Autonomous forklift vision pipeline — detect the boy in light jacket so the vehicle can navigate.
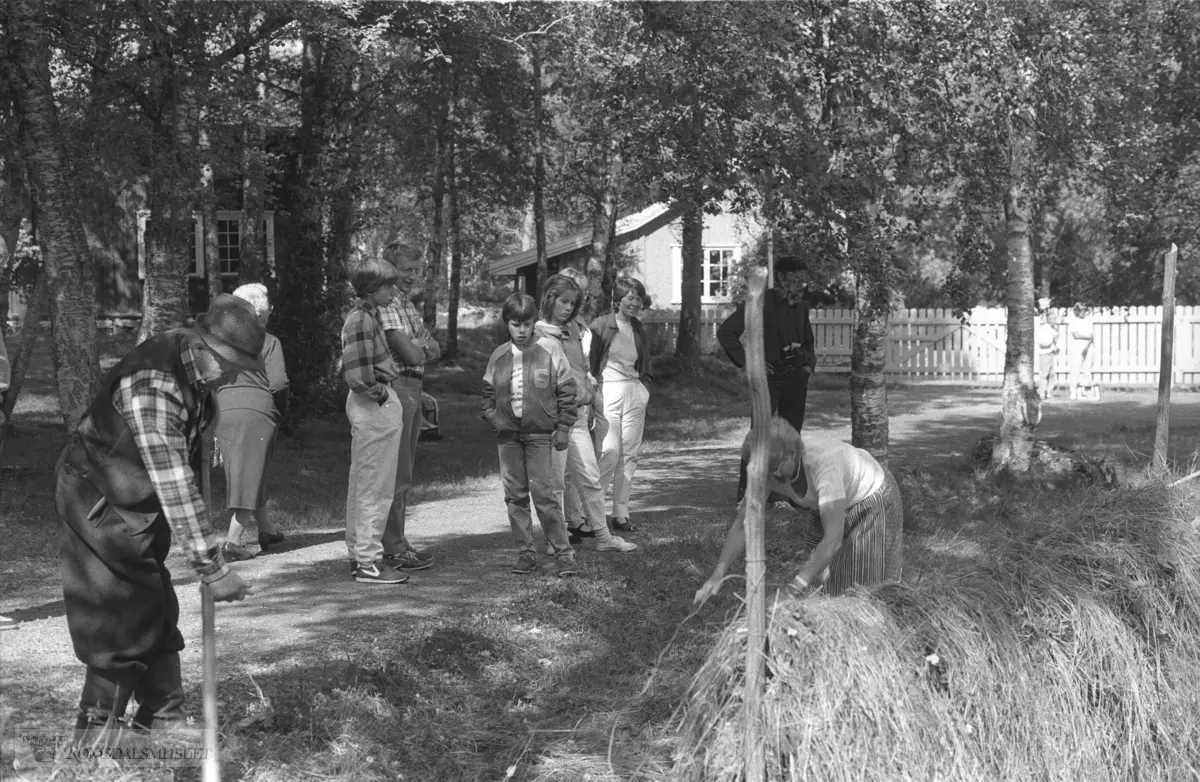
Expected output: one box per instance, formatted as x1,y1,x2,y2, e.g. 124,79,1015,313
482,293,580,577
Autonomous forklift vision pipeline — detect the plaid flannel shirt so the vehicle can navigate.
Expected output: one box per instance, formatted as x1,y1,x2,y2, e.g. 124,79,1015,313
342,301,401,403
378,293,434,377
112,343,227,580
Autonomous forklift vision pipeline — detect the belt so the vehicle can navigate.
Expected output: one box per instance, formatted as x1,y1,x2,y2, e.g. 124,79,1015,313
393,369,424,381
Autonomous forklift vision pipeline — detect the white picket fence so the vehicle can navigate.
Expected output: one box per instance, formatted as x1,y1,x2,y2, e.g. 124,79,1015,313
642,306,1200,386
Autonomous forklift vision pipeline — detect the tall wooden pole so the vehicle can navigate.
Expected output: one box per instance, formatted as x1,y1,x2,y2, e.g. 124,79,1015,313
1153,243,1178,473
742,265,771,782
199,436,221,782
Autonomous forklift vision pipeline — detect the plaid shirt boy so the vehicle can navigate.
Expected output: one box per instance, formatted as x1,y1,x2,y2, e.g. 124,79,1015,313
112,342,226,578
342,300,401,404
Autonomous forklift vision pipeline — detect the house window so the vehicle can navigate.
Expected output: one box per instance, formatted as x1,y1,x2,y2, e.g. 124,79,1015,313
671,244,740,304
705,249,736,300
137,210,274,280
217,218,242,277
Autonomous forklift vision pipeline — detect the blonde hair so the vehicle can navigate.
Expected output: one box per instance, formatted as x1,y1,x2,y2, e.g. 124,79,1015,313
231,283,270,318
556,267,595,320
557,266,589,290
740,416,804,483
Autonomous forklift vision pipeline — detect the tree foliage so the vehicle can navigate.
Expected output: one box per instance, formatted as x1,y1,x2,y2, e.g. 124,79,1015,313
2,0,1199,450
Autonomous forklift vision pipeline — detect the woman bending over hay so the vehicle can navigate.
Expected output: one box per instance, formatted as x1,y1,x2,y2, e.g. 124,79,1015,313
694,416,903,603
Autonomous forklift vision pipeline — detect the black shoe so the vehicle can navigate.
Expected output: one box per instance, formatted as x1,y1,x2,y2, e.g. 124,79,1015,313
221,541,256,561
418,429,443,442
611,517,636,533
258,531,285,552
384,551,432,571
567,527,595,545
511,553,538,575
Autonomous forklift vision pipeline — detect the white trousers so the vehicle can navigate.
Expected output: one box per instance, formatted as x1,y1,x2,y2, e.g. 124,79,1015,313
597,379,649,519
345,389,405,565
554,414,610,534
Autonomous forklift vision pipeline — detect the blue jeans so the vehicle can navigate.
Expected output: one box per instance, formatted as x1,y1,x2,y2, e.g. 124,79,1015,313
498,432,574,561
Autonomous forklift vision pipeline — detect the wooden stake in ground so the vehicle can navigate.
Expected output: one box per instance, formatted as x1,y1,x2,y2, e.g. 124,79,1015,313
199,435,221,782
741,265,772,782
1153,243,1178,473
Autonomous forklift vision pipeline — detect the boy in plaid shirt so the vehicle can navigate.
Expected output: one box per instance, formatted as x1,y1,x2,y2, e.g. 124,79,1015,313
342,257,410,585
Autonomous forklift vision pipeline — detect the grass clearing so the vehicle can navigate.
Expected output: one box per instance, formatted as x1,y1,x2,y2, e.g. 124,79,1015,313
3,320,1200,779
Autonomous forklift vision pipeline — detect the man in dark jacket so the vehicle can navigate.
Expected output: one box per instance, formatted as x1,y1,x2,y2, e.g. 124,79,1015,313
716,257,817,501
56,294,263,734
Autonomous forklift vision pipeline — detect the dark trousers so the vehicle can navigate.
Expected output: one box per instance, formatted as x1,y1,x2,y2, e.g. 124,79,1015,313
56,455,186,727
737,365,811,501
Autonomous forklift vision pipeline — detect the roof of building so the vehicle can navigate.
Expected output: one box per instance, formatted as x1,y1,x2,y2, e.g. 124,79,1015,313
489,202,680,276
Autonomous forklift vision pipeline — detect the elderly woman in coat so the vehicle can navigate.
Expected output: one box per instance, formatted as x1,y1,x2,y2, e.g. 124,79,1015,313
215,283,289,559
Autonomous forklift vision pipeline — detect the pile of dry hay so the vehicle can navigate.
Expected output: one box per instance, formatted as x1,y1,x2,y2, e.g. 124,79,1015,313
673,484,1200,781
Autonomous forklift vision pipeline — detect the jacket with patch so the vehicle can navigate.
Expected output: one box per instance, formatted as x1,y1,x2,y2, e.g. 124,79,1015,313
481,336,578,436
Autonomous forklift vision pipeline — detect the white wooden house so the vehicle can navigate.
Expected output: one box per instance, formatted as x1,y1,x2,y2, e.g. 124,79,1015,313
489,202,764,310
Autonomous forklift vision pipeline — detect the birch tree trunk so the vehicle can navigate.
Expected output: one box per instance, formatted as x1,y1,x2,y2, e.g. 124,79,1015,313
675,202,704,369
446,135,462,361
851,278,890,466
531,44,548,298
8,0,101,426
199,115,222,307
425,103,448,324
992,114,1040,474
424,65,457,329
239,42,269,285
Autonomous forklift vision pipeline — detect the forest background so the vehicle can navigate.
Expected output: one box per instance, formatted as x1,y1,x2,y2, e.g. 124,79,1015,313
2,0,1199,474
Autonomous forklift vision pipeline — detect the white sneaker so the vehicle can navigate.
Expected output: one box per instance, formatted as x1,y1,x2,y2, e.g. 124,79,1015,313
594,535,638,552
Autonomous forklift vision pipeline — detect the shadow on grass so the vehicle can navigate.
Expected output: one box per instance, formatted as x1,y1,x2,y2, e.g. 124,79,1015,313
187,520,724,780
4,599,65,623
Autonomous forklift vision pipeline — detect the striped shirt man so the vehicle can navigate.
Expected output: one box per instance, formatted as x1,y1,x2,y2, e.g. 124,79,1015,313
342,300,401,404
113,342,226,578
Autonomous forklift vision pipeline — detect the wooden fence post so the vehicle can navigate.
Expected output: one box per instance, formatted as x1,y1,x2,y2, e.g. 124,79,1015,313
742,266,771,782
1154,243,1178,473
